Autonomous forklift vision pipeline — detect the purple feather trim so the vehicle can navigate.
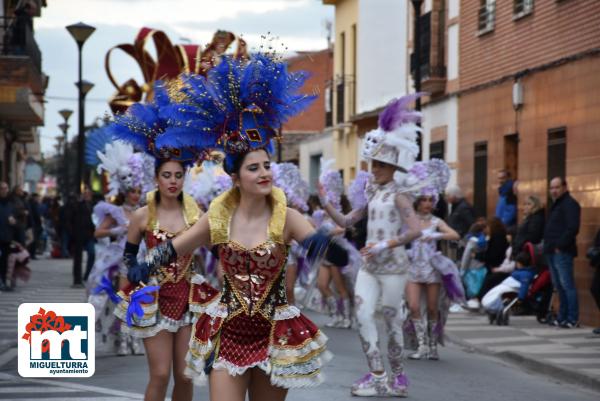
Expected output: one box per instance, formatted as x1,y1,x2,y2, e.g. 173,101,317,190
378,93,426,132
441,273,465,302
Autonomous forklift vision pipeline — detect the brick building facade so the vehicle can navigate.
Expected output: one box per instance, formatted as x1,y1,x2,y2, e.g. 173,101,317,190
457,0,600,326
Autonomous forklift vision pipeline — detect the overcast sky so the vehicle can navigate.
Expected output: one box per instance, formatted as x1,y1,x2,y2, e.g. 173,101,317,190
37,0,333,154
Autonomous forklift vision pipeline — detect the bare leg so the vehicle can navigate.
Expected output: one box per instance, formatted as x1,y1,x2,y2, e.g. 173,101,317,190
209,368,250,401
316,265,333,298
329,265,349,299
248,367,288,401
426,283,441,320
171,325,193,401
405,281,423,320
286,264,298,305
143,330,173,401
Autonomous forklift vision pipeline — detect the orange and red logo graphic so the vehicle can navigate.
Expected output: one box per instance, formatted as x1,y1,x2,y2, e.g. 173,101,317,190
21,307,72,353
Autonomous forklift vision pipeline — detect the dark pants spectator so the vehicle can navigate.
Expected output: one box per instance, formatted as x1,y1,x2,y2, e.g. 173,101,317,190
61,230,70,258
0,241,11,285
478,272,510,300
591,267,600,311
547,252,579,324
83,239,96,281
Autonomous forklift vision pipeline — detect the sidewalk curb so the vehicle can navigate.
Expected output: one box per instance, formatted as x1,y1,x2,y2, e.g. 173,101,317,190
445,332,600,393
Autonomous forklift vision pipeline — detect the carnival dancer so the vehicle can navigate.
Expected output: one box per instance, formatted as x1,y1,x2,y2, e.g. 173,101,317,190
86,140,152,356
124,55,348,401
318,95,423,397
108,90,206,401
271,162,310,305
315,160,355,328
403,159,460,361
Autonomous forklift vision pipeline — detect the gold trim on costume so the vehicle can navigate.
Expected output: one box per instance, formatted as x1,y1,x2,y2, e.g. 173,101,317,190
208,187,287,245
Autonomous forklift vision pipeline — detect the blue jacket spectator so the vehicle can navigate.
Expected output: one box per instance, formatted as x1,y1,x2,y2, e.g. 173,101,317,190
495,175,517,228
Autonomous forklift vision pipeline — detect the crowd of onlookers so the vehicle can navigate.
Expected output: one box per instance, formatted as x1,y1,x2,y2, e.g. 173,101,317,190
443,171,599,335
0,181,96,292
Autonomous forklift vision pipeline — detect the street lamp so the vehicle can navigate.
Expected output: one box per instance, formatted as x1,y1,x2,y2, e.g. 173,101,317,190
78,79,94,185
66,22,95,288
58,109,73,196
411,0,423,160
66,21,95,195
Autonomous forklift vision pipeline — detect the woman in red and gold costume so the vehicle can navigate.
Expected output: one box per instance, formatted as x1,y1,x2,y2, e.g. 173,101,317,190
126,55,348,401
108,92,205,401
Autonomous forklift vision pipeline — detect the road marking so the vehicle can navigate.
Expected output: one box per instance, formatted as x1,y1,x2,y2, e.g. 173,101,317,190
0,348,17,368
0,373,145,399
544,357,600,365
446,326,517,332
466,336,536,345
0,386,79,393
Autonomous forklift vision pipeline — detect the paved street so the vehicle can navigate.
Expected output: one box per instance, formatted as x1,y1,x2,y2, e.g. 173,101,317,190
0,258,599,400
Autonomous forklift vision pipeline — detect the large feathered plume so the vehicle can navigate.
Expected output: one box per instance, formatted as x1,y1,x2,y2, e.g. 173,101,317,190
161,54,315,170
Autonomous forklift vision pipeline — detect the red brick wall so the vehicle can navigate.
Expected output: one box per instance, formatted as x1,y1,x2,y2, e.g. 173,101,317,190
282,48,333,133
460,0,600,90
458,55,600,326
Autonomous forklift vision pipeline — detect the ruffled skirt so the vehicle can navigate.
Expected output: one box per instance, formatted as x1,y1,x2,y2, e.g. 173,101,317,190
185,276,331,388
114,276,195,338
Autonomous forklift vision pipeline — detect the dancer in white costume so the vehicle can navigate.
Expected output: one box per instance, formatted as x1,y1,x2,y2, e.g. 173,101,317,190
319,95,423,397
87,140,152,355
403,159,460,361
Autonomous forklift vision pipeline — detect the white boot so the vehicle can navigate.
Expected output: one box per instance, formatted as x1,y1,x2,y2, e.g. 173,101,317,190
117,332,129,356
408,320,428,360
335,297,352,328
130,337,145,355
428,320,439,360
325,296,340,328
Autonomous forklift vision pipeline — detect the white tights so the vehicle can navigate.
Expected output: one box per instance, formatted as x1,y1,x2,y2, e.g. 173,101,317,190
354,269,407,375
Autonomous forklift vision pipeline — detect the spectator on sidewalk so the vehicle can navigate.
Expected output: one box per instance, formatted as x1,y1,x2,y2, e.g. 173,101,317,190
477,217,510,302
495,170,517,229
446,185,476,239
512,195,545,255
59,194,75,258
72,186,96,281
27,193,42,260
9,185,28,246
544,177,581,328
0,181,17,291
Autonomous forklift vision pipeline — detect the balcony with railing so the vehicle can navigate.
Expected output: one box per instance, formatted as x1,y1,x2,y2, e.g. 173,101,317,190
0,15,45,128
1,16,42,72
410,11,447,95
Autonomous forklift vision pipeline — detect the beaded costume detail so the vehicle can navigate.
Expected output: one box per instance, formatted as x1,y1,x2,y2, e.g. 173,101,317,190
185,187,331,388
115,190,201,338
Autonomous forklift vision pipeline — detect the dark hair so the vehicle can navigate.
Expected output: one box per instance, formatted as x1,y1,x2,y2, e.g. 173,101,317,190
552,176,567,187
154,159,185,177
307,194,321,215
515,251,531,267
224,148,270,176
113,193,125,206
487,216,507,239
414,195,434,211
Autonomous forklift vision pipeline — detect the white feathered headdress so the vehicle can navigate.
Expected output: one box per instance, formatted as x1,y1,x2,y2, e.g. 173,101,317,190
96,140,153,197
184,161,232,209
361,93,423,172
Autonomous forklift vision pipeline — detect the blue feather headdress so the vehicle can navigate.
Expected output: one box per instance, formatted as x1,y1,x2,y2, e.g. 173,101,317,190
162,54,315,172
105,83,210,166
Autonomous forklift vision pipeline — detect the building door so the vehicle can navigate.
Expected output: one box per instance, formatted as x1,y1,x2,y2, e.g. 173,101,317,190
474,141,488,218
504,134,519,180
309,153,322,193
547,128,566,205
